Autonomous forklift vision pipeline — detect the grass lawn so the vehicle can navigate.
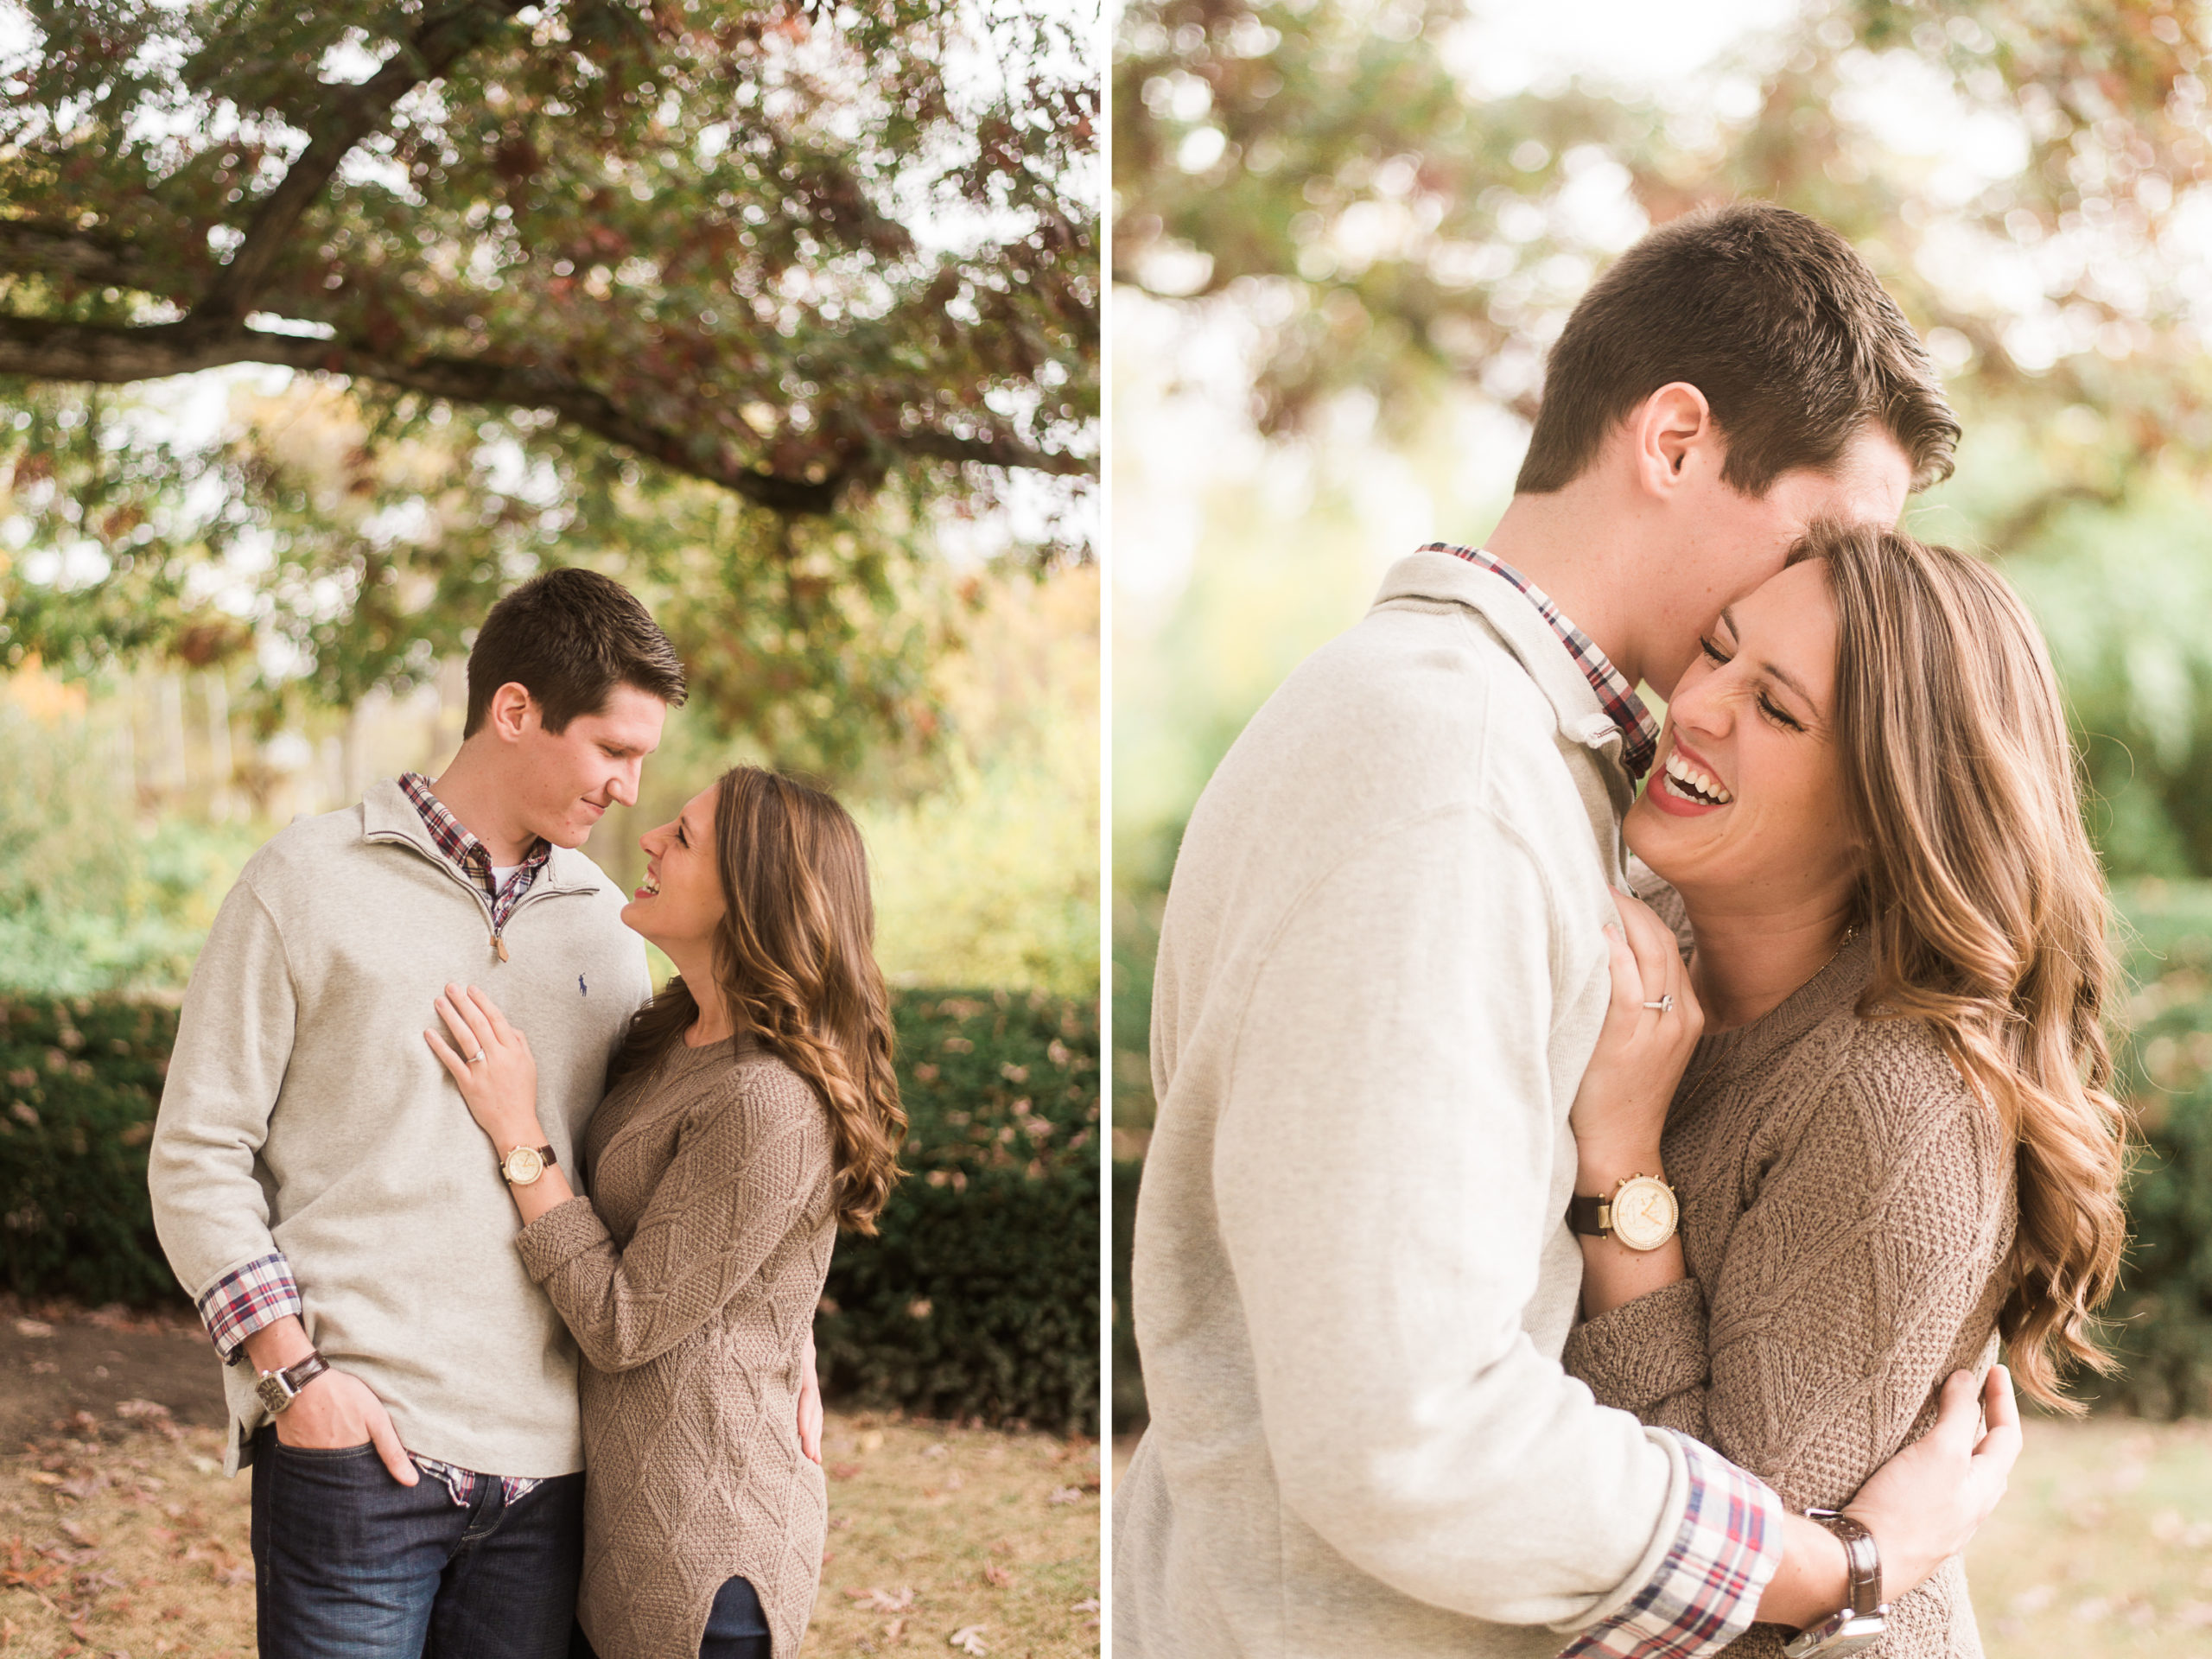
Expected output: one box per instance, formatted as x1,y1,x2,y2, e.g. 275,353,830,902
0,1398,1098,1657
1969,1413,2212,1656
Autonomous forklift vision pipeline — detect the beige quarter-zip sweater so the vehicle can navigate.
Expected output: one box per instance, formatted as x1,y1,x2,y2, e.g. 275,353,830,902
149,778,653,1476
1115,550,1700,1658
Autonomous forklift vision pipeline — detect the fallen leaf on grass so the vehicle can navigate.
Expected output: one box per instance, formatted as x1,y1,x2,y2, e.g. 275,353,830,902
949,1624,988,1655
1046,1486,1085,1505
828,1462,864,1480
982,1563,1011,1587
1071,1597,1100,1613
847,1586,916,1612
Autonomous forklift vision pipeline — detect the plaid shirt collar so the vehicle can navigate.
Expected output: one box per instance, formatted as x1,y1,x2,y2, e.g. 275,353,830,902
397,772,552,905
1420,543,1660,784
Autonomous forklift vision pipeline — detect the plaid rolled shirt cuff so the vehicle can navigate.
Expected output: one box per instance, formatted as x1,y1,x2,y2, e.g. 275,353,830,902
1558,1430,1786,1659
195,1252,304,1366
411,1459,545,1510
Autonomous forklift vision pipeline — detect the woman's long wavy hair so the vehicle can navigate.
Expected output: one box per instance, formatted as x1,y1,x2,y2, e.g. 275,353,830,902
1801,522,2127,1412
608,766,905,1232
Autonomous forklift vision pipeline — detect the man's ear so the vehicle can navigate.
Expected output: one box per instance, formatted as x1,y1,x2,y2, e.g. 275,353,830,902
1630,381,1717,498
485,681,538,742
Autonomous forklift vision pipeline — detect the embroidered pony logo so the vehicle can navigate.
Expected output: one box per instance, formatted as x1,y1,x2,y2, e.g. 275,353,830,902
578,973,588,997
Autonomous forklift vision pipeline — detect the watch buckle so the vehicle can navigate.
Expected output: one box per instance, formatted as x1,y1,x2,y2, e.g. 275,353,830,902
1783,1609,1887,1656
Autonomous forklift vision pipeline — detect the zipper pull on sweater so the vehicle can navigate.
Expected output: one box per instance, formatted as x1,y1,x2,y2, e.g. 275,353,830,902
493,933,511,963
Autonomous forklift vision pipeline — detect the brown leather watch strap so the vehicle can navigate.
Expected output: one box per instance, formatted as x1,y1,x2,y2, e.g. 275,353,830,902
1566,1193,1609,1236
282,1351,330,1394
1808,1510,1883,1618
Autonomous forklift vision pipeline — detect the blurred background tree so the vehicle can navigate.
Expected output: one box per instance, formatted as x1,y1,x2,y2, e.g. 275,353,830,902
1,0,1096,761
1112,0,2212,1450
0,0,1099,1000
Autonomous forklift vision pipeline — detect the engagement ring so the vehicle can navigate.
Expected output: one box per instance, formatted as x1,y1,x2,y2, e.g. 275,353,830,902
1643,995,1675,1014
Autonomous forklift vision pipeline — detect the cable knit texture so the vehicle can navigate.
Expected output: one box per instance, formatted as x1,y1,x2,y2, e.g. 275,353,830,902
1562,930,2016,1659
516,1033,836,1659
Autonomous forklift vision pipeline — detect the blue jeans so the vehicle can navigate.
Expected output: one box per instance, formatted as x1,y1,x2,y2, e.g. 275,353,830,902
249,1427,584,1659
569,1576,772,1659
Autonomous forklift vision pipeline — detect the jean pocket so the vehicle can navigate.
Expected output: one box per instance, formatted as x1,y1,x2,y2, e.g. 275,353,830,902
270,1437,378,1461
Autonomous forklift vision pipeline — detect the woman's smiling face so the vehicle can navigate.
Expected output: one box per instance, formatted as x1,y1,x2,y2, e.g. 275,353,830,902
622,784,727,953
1625,557,1862,913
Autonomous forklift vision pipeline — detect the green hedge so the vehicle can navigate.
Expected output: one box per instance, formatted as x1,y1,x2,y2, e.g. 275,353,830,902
819,989,1099,1434
2090,882,2212,1416
0,987,1099,1435
0,996,179,1306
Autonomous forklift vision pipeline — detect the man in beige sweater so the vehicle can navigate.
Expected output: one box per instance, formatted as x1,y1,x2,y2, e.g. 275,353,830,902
149,569,676,1657
1116,203,2024,1659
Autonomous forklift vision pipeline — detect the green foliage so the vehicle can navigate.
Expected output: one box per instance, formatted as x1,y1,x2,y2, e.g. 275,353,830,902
0,987,1100,1433
0,996,179,1306
820,990,1102,1433
1119,0,2211,465
0,701,260,995
1999,480,2212,880
2089,881,2212,1417
854,566,1101,996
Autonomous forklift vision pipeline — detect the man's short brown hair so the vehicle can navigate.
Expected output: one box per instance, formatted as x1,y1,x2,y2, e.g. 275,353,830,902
1514,200,1959,497
464,567,687,737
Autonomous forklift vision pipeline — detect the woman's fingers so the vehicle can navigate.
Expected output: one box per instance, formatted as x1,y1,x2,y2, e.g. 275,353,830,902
430,995,476,1054
1610,892,1678,1020
438,984,497,1055
1604,924,1645,1020
424,1027,473,1087
466,984,517,1042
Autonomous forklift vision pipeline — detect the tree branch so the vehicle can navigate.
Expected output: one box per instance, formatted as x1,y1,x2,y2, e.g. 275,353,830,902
0,220,177,294
0,315,843,510
898,429,1094,477
0,315,1096,508
193,0,534,321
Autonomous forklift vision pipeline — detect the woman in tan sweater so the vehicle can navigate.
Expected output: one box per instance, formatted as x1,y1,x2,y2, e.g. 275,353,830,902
1561,524,2127,1657
423,766,906,1659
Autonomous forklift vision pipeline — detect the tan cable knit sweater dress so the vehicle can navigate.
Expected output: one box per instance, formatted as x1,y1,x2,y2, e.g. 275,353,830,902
515,1033,836,1659
1562,931,2017,1659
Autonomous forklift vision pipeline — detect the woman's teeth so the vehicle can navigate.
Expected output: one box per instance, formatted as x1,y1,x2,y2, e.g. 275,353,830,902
1662,751,1732,806
639,874,661,895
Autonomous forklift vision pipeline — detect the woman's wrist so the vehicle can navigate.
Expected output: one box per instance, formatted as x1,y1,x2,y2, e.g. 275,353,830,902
1573,1141,1667,1192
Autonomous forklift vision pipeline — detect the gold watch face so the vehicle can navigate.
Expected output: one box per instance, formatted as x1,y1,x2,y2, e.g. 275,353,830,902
502,1145,546,1185
1610,1176,1679,1252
